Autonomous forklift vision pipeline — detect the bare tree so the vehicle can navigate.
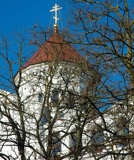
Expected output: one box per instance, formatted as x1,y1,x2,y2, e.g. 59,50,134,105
61,0,134,159
1,1,134,158
0,28,100,160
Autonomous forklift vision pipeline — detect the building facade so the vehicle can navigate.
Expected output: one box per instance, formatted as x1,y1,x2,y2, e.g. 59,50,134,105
0,3,133,160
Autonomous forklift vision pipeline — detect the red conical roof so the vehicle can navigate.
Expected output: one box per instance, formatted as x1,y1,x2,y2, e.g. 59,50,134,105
23,31,84,69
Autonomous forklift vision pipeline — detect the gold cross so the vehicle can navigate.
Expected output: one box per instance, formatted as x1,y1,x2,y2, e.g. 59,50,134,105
50,3,62,28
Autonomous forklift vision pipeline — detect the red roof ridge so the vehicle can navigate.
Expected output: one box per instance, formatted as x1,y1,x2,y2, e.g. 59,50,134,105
22,32,85,69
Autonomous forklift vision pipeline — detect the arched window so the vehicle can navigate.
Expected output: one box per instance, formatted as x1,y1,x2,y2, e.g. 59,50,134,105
116,117,129,146
51,90,59,102
116,117,129,135
68,92,75,108
40,109,48,125
52,133,61,156
38,93,43,103
91,127,104,152
92,131,104,144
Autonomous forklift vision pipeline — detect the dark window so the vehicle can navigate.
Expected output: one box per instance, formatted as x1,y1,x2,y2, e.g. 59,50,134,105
52,134,61,156
51,90,59,102
93,131,104,144
69,93,75,108
91,129,104,153
40,110,48,125
116,117,129,146
67,91,76,108
118,127,129,136
38,93,43,103
117,125,129,146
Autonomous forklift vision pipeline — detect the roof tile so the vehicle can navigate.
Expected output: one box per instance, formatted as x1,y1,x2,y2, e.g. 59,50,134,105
23,33,84,68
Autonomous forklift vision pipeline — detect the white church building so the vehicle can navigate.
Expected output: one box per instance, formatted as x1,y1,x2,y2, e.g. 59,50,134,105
0,3,133,160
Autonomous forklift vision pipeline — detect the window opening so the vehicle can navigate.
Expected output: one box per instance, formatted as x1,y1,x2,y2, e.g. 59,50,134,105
91,128,104,152
38,93,43,103
40,109,48,125
52,133,61,156
116,119,129,146
93,131,104,144
51,90,59,102
69,93,75,108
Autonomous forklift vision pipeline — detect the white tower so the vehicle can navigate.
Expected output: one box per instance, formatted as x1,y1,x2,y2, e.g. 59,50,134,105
13,3,89,159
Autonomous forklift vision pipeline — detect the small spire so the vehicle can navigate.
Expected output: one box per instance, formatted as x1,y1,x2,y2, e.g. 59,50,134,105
50,3,62,32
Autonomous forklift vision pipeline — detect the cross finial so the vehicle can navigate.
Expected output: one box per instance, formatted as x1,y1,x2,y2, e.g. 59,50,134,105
50,3,62,30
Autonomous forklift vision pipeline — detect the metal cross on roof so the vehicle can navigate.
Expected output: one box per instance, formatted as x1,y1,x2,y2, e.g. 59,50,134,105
50,3,62,28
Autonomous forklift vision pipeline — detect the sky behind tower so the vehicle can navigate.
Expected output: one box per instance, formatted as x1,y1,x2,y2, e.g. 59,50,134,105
0,0,71,91
0,0,68,35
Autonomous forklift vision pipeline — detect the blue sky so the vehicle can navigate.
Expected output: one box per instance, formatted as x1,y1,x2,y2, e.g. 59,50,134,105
0,0,67,35
0,0,70,90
